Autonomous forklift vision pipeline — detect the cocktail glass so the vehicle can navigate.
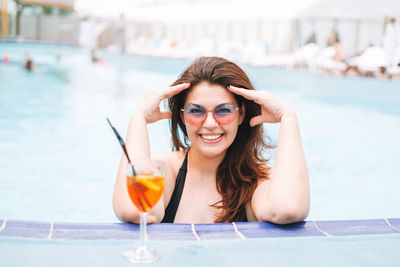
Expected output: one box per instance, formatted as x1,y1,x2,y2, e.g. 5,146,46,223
124,159,165,263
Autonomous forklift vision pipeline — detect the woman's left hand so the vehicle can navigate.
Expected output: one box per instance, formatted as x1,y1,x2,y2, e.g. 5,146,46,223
228,85,294,126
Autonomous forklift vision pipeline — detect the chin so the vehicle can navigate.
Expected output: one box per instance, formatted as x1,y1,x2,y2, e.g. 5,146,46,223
197,145,227,158
192,136,233,158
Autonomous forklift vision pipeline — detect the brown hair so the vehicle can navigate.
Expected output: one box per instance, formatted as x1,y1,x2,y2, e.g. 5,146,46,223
168,57,271,222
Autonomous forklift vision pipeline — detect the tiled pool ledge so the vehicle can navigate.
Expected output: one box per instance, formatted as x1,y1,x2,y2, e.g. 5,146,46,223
0,218,399,240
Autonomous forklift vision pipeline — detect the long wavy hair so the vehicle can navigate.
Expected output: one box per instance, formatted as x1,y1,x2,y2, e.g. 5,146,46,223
168,57,271,222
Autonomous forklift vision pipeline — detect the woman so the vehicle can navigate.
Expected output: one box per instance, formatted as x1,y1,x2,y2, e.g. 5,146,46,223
113,57,309,224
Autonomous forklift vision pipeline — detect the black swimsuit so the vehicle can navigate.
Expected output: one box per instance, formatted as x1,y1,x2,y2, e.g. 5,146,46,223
160,153,248,223
161,153,188,223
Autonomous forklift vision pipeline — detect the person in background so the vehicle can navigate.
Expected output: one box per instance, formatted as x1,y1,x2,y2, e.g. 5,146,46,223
55,49,62,62
383,17,400,68
331,36,347,63
78,16,107,62
91,49,100,63
316,30,347,75
116,14,127,53
24,53,34,72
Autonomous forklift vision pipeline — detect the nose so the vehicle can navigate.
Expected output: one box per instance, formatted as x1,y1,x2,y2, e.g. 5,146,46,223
203,111,219,128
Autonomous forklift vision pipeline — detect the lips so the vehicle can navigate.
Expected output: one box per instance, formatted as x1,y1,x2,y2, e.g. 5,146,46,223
199,134,224,143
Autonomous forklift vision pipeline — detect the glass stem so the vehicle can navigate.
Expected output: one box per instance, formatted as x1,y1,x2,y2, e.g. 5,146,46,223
139,212,148,247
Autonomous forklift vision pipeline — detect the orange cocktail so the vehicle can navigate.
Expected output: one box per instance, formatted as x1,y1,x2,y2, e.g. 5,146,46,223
127,174,165,212
124,159,165,263
106,118,166,263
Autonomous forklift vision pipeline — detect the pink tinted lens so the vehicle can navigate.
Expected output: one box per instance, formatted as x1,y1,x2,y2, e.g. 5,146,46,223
184,114,206,125
213,104,238,124
183,105,207,125
214,114,237,125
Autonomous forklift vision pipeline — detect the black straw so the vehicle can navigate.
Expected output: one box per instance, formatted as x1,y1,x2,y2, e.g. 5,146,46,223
106,118,137,176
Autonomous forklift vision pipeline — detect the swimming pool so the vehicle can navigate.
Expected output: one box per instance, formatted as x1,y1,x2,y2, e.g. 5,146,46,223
1,41,399,223
1,41,399,266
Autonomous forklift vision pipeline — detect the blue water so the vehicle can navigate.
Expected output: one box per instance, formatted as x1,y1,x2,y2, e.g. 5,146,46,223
1,235,400,267
0,42,399,223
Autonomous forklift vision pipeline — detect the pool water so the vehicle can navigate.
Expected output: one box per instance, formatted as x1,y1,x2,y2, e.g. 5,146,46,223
0,42,399,223
1,235,399,267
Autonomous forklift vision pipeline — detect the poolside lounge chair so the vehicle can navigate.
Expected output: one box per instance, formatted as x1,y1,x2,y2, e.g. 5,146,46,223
349,46,386,77
293,43,321,69
314,46,347,74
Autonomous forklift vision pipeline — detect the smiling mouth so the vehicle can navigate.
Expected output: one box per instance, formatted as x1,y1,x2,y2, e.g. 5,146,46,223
199,134,224,142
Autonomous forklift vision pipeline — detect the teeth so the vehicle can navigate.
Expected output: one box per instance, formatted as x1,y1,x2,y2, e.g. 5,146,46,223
201,134,222,140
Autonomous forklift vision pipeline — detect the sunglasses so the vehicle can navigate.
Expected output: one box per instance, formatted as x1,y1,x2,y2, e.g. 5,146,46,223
181,103,239,126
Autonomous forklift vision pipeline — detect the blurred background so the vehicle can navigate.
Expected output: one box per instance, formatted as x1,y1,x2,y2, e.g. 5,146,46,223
1,0,400,74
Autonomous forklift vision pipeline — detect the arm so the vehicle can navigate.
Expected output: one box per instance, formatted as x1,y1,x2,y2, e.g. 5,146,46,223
252,112,310,224
112,113,157,224
112,83,190,224
228,86,310,224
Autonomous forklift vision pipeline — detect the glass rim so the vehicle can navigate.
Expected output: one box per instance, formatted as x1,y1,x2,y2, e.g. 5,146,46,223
126,158,166,175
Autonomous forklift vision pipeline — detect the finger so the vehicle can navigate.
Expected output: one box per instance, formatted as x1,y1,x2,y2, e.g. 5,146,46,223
159,111,172,120
163,83,191,99
228,85,260,102
249,115,264,127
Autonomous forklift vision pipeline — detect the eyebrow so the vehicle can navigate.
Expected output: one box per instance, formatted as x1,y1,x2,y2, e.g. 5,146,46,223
186,102,234,108
187,104,204,108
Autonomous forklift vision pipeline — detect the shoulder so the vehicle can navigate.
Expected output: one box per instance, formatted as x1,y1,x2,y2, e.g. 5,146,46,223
152,149,186,174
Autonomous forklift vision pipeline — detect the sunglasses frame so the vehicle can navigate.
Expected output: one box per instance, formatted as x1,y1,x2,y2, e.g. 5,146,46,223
181,103,239,126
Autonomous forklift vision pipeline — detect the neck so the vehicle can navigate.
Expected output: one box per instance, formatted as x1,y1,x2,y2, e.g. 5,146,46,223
187,147,226,177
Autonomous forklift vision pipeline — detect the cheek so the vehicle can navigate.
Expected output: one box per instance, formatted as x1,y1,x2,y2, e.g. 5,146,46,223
184,125,198,138
223,122,240,138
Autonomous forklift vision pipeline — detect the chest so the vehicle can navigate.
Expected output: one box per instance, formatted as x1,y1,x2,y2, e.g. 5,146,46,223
173,172,222,223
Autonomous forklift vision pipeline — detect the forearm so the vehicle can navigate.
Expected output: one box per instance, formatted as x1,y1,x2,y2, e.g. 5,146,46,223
268,112,310,218
126,112,151,159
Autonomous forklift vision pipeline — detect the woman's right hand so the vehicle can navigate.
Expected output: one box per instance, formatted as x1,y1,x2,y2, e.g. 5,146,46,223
135,83,191,123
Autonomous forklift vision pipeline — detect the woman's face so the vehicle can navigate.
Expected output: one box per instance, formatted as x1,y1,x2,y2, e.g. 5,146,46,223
183,81,245,158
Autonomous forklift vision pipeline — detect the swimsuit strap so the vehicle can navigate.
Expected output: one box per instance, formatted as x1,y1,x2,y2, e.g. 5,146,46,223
161,152,188,223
